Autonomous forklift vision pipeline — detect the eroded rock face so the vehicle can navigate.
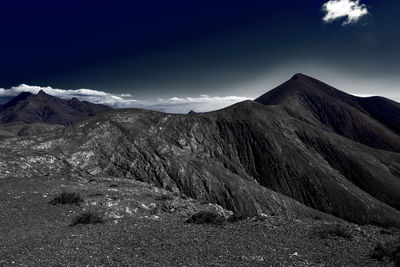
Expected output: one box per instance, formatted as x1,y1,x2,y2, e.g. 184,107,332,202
1,98,400,227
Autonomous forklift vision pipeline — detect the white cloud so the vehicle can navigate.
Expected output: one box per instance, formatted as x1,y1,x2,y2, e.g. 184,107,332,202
0,84,251,114
322,0,369,25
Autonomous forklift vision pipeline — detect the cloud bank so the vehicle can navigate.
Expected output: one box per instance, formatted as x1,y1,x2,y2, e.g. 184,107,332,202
322,0,369,25
0,84,251,114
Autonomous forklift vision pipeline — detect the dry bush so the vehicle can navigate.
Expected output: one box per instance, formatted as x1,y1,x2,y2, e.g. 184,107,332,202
186,211,225,225
370,239,400,266
49,192,83,206
70,211,104,226
317,224,352,240
227,213,248,223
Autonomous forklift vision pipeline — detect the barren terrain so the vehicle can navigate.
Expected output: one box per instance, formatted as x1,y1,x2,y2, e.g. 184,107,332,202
0,175,397,266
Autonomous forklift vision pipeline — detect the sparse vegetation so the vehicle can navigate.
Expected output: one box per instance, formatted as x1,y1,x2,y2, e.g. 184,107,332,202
186,211,225,225
317,224,352,240
70,211,104,226
370,239,400,266
49,191,84,206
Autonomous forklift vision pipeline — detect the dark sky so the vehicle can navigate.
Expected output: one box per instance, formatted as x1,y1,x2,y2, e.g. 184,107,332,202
1,0,399,102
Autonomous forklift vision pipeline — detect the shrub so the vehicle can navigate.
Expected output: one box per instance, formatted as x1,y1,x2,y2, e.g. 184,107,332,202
161,202,176,213
227,213,248,223
49,192,84,206
370,239,400,266
317,224,352,240
186,211,225,225
70,211,104,226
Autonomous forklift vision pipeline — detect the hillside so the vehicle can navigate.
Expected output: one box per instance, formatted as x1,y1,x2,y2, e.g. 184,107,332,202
0,90,112,126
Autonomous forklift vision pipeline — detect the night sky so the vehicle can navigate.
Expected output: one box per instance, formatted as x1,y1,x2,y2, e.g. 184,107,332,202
1,0,399,112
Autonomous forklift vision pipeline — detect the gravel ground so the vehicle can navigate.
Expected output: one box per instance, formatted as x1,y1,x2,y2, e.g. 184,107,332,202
0,176,397,266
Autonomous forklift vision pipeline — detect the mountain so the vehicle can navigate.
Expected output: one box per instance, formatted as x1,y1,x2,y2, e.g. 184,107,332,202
2,73,400,228
0,90,113,126
256,73,400,152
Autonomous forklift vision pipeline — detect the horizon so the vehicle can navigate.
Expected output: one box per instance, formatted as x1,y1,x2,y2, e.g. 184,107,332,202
1,72,399,114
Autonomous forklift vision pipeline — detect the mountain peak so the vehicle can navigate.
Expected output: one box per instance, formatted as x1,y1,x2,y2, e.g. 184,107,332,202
290,73,308,80
256,73,345,106
1,92,33,109
288,73,318,85
37,90,50,97
17,91,34,99
69,97,80,103
255,73,400,152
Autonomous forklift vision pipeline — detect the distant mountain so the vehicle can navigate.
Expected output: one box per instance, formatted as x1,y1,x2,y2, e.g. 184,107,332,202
256,73,400,152
188,110,197,114
0,90,113,126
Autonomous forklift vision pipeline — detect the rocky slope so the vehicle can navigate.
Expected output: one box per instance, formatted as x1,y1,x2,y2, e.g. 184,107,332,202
256,73,400,152
1,88,400,227
0,90,112,126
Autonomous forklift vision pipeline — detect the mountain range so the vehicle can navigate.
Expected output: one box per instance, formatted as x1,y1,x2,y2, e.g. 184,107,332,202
1,73,400,228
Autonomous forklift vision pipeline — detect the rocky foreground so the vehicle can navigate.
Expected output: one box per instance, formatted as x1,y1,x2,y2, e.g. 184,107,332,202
0,175,397,266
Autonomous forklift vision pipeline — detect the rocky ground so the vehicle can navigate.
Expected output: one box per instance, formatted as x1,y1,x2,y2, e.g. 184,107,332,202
0,175,397,266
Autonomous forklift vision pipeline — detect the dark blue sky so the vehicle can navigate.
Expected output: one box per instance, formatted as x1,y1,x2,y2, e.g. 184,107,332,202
1,0,399,101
